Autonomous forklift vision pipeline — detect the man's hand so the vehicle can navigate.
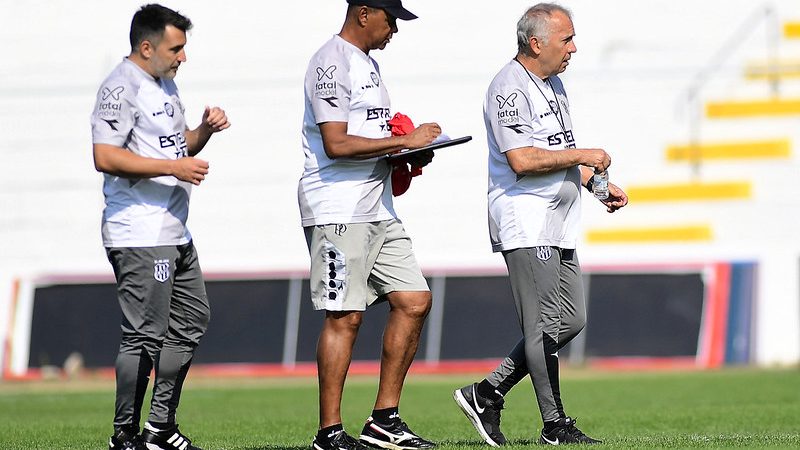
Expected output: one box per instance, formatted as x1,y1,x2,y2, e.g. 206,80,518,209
404,123,441,149
581,148,611,172
601,182,628,213
171,157,210,185
200,106,230,134
186,106,230,155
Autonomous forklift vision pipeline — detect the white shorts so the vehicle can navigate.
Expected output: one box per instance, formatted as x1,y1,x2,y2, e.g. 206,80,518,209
304,219,429,311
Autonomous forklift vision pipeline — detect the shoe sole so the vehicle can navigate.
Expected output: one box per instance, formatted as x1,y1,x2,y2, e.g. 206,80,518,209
359,435,432,450
145,444,165,450
145,443,196,450
452,389,501,447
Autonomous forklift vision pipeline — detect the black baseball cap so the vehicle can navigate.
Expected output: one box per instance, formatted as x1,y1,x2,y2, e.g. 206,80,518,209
347,0,418,21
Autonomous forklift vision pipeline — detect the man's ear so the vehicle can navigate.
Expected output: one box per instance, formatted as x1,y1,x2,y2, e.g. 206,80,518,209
357,6,369,27
139,40,154,59
529,36,542,56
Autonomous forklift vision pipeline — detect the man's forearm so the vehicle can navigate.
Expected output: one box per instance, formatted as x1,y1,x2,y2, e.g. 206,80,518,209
184,126,212,156
506,146,610,175
322,133,410,159
506,147,584,175
93,144,175,178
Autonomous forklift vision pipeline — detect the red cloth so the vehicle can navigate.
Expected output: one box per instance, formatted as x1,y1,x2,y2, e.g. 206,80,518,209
388,113,423,196
388,112,415,136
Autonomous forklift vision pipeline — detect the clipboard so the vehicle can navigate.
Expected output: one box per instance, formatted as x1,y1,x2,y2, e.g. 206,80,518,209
385,135,472,161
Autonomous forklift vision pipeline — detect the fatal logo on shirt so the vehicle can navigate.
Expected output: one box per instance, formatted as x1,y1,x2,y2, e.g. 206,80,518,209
315,65,338,107
97,85,125,118
496,93,520,126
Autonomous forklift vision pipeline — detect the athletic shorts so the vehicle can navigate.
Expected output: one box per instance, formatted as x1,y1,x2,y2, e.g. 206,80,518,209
304,219,429,311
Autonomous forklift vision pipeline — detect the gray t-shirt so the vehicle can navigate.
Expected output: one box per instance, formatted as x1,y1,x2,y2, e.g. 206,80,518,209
298,35,397,227
484,60,581,252
91,58,192,247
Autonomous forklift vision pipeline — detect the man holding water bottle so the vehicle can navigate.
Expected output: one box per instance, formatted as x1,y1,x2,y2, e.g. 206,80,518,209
452,3,627,446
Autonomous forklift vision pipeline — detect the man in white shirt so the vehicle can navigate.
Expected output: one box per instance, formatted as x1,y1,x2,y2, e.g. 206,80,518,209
453,3,627,446
91,4,229,450
298,1,441,449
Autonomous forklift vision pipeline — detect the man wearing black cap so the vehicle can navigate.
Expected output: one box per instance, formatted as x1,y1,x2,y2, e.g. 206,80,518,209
298,1,441,450
351,0,418,21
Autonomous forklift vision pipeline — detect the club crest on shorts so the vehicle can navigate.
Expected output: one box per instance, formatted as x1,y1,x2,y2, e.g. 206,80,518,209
535,246,552,261
153,259,170,283
334,224,347,236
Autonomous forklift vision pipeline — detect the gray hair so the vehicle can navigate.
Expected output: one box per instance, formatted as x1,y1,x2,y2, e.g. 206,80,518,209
516,3,572,55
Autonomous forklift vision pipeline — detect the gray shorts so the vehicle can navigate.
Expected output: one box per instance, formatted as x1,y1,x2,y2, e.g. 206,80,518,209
304,219,429,311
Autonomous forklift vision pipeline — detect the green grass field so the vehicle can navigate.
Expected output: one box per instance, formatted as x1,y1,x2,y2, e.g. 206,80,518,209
1,368,799,449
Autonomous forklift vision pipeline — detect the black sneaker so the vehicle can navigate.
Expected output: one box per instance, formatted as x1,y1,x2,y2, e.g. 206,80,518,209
312,429,370,450
453,383,506,446
539,417,601,445
141,423,202,450
359,417,436,449
109,428,145,450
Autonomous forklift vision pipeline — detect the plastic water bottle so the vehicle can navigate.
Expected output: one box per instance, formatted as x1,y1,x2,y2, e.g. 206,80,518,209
592,170,609,200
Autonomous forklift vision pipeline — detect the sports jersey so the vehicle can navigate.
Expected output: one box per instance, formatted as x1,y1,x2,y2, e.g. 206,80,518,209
91,58,192,247
298,35,396,227
485,60,581,252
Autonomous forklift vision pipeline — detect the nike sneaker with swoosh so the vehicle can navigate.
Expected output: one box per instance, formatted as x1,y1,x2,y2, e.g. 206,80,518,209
358,416,435,449
453,383,506,446
539,417,601,445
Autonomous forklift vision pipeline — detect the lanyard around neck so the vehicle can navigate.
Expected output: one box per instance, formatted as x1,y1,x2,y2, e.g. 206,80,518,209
513,57,567,134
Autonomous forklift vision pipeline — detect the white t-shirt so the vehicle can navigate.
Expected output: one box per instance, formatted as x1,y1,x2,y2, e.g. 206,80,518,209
91,58,192,248
485,60,582,252
298,35,397,227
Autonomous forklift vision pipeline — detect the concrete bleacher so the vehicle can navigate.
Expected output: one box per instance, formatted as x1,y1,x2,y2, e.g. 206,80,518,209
2,0,800,369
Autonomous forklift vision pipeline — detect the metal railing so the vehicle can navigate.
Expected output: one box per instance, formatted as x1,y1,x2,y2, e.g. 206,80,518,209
682,4,781,179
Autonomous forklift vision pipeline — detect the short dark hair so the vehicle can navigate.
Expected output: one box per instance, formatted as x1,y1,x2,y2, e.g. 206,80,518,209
129,4,193,50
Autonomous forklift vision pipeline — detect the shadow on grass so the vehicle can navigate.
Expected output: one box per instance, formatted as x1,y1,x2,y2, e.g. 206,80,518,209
507,439,539,446
434,441,506,448
242,442,493,450
241,446,309,450
436,439,561,448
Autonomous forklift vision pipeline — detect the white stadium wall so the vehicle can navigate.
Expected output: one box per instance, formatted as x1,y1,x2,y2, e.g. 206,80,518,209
2,0,800,372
